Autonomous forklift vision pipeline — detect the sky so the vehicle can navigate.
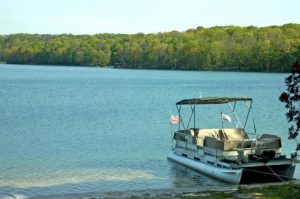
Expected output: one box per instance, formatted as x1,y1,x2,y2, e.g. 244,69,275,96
1,0,300,35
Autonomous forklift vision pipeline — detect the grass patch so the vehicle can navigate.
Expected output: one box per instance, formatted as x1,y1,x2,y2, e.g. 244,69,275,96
176,183,300,199
237,183,300,199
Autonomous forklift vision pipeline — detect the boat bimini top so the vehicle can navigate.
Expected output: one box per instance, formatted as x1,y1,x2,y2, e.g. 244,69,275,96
176,97,253,105
175,97,254,131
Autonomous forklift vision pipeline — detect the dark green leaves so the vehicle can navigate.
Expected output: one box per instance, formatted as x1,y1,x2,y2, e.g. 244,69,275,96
280,61,300,150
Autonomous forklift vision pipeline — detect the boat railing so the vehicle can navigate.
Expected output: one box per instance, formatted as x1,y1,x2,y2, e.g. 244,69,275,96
174,130,283,162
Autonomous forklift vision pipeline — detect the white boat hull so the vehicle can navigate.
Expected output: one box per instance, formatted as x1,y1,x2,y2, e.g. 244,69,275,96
167,151,243,184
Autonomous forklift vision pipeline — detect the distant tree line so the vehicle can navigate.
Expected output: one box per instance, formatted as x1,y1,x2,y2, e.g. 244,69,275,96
0,24,299,72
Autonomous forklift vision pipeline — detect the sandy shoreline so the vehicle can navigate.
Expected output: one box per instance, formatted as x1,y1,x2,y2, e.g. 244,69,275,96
29,186,236,199
27,180,300,199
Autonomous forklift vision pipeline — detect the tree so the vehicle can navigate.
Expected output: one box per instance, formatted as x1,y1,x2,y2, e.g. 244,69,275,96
279,61,300,151
0,24,300,70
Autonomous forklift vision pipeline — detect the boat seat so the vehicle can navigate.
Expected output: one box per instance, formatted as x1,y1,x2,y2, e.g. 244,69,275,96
256,134,282,149
190,128,248,147
204,136,243,151
195,128,248,140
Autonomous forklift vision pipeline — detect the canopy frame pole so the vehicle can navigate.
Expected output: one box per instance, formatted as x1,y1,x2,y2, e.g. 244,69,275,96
193,104,196,129
186,104,194,129
177,105,185,130
233,101,237,127
228,102,243,128
233,101,236,111
253,117,257,134
243,100,253,129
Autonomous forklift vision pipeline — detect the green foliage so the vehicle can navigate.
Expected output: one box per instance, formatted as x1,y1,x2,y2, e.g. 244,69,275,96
180,183,300,199
1,24,300,71
237,183,300,199
280,61,300,151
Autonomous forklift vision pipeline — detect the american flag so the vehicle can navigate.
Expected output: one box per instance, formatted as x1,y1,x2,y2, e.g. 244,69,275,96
170,115,180,124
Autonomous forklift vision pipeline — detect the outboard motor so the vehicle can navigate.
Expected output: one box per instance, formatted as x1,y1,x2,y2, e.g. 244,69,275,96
260,150,276,161
250,134,281,162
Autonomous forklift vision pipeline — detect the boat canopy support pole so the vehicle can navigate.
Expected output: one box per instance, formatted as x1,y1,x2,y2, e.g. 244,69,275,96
186,104,195,130
177,105,185,130
243,100,252,129
194,104,196,129
228,102,243,128
253,117,257,134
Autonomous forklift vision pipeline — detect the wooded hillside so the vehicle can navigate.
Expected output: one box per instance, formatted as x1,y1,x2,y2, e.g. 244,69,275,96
0,24,299,71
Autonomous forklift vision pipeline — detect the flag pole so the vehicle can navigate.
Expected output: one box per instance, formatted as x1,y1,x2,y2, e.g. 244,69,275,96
221,112,224,129
169,107,173,149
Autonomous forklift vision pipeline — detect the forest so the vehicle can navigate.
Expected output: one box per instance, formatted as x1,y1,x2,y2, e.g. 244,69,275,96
0,24,299,72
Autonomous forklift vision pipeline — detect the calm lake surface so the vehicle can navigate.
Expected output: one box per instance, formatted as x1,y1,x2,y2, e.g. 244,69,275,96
0,64,299,197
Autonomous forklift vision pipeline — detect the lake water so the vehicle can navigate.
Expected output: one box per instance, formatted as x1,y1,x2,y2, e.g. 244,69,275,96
0,64,299,198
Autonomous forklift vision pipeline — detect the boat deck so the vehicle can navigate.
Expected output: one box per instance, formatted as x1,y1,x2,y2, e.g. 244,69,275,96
174,146,294,170
237,158,295,168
